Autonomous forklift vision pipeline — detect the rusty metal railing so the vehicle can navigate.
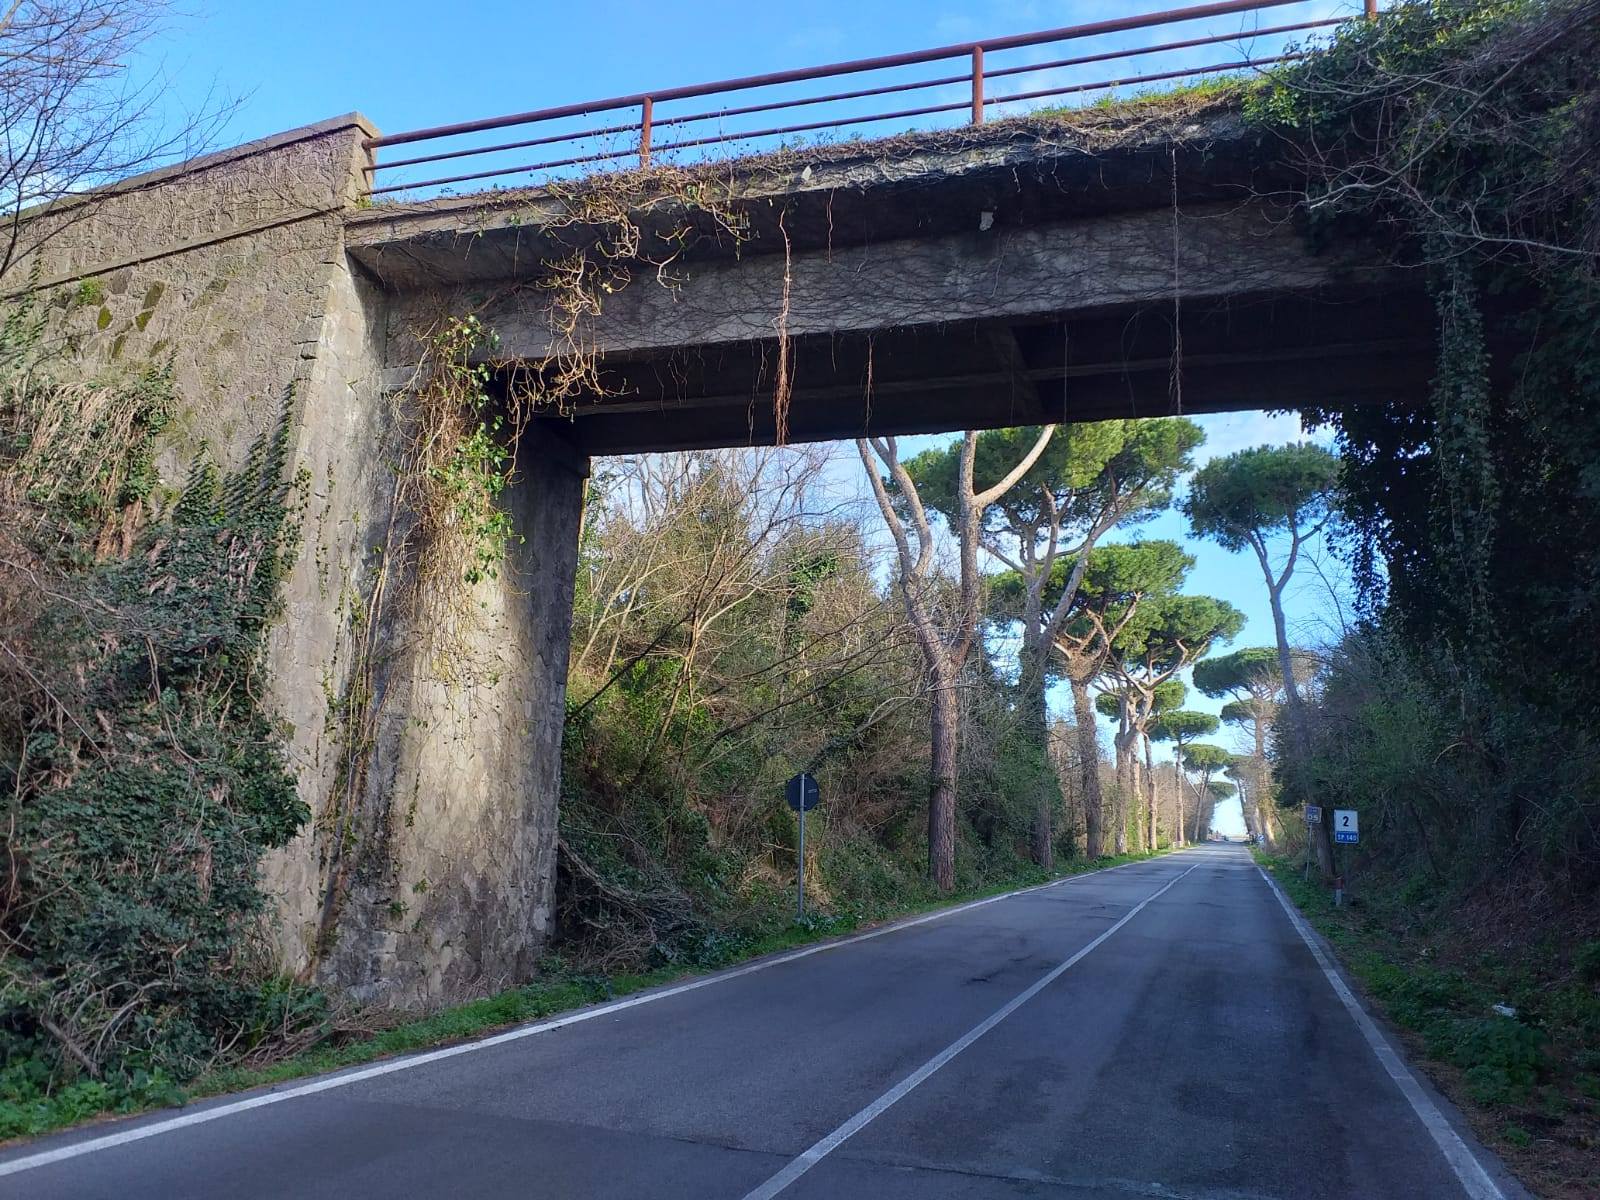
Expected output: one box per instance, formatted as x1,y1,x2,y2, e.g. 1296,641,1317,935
362,0,1377,200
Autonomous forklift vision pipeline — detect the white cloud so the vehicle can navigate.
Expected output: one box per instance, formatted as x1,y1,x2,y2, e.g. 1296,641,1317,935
1187,410,1327,467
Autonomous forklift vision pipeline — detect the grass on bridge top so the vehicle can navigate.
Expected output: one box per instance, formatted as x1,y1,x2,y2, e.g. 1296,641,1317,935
368,72,1263,211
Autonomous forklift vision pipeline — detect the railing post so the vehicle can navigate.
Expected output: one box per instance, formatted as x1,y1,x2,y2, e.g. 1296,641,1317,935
971,45,985,124
359,141,376,199
640,96,653,167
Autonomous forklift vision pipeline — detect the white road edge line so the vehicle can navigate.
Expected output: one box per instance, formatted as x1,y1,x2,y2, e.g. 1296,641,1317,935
1256,865,1509,1200
738,862,1203,1200
0,852,1196,1177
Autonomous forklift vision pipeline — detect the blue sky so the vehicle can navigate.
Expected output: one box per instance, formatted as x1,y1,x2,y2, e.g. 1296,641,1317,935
838,414,1347,836
145,1,1360,168
142,1,1366,830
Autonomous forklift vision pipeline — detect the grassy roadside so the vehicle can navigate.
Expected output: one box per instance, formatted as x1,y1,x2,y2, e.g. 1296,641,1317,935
1254,851,1600,1200
3,846,1175,1147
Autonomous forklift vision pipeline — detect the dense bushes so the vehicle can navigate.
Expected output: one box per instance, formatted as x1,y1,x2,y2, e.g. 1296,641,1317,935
0,325,312,1133
1295,628,1600,887
1257,0,1600,889
554,448,1067,969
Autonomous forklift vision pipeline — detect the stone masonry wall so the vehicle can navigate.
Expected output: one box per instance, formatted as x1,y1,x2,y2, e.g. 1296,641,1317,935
15,117,394,979
14,117,582,1006
325,424,585,1004
18,118,377,469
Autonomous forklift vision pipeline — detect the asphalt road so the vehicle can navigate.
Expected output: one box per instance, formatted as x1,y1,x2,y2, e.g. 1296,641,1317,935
1,845,1525,1199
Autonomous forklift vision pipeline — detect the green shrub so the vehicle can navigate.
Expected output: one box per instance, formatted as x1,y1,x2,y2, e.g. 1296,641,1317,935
821,837,920,918
1426,1017,1547,1106
1,360,310,1104
1366,963,1483,1030
1573,940,1600,985
1500,1124,1532,1148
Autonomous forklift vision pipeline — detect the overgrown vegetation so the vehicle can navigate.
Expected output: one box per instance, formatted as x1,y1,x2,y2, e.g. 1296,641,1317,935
0,302,314,1138
555,446,1072,969
1253,0,1600,888
413,315,518,590
1246,3,1600,1189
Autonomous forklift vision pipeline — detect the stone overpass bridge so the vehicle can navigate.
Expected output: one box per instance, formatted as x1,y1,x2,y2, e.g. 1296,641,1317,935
354,107,1426,453
20,101,1430,1004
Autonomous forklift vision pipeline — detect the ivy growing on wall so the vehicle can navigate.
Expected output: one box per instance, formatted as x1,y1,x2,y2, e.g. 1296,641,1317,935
1250,0,1600,879
0,303,315,1131
1251,0,1599,658
414,315,517,588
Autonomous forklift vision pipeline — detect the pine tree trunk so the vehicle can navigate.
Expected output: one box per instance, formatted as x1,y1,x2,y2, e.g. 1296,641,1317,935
1019,629,1052,870
928,672,959,892
1115,739,1132,854
1112,724,1134,856
1312,808,1337,878
1173,748,1188,848
1257,782,1279,852
1267,583,1305,749
1252,717,1278,853
1071,677,1104,859
1266,581,1332,875
1143,734,1158,852
1237,770,1259,841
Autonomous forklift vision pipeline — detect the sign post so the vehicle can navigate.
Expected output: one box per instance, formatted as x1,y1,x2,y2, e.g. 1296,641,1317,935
1332,809,1358,905
785,772,821,918
1303,804,1321,879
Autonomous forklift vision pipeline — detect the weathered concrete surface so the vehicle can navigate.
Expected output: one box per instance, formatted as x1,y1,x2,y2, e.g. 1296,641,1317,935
345,107,1292,287
350,106,1432,454
326,423,586,1004
479,203,1371,359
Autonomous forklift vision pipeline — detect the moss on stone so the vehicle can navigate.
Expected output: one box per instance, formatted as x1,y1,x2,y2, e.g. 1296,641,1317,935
192,278,229,309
